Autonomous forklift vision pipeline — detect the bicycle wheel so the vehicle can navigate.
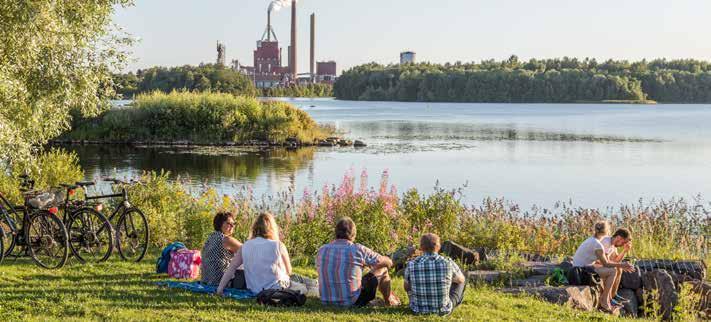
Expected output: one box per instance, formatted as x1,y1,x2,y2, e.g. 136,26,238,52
0,227,4,264
27,210,69,269
0,197,19,258
0,212,17,258
68,208,113,263
116,207,149,262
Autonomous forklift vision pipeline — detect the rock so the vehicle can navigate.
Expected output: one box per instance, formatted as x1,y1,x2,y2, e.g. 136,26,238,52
685,280,711,317
507,275,548,288
642,269,678,320
620,266,643,290
391,245,418,273
501,286,596,311
354,140,367,147
441,240,479,265
468,270,505,284
318,140,336,147
520,261,558,276
619,288,639,318
337,139,352,146
636,259,706,281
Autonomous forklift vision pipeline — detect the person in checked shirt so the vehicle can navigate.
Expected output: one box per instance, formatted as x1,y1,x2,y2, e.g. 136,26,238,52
404,233,466,315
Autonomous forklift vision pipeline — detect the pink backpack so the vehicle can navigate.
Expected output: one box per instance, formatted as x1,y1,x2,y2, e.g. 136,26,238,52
167,249,202,279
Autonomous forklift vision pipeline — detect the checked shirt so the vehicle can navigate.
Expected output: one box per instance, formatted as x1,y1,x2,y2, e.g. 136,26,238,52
404,252,462,314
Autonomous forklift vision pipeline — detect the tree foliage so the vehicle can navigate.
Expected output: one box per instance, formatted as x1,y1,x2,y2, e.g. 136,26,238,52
261,84,333,97
0,0,133,167
113,64,257,98
334,57,711,103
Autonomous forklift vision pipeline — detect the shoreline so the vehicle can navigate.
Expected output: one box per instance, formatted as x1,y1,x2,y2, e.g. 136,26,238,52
48,137,366,149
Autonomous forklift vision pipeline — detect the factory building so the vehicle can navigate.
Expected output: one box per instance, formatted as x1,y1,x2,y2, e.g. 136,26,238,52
316,61,337,84
400,51,416,64
225,0,336,88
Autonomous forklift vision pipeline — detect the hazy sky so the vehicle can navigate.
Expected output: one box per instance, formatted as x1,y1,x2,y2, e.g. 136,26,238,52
113,0,711,73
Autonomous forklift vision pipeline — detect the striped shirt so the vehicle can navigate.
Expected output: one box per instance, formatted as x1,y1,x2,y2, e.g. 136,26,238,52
404,253,462,314
316,239,381,306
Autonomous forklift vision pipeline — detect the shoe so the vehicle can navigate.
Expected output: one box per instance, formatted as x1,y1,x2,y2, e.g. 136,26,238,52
614,294,630,304
611,299,620,307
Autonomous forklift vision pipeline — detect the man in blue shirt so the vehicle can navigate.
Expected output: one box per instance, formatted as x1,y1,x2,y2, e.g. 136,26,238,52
404,233,466,315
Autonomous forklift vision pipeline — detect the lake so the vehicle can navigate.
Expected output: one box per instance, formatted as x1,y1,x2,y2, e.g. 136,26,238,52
67,99,711,209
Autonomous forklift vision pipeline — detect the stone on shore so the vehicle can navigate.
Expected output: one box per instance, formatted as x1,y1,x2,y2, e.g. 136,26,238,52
642,269,678,320
618,288,639,318
354,140,367,147
468,270,505,284
441,240,480,265
501,286,596,312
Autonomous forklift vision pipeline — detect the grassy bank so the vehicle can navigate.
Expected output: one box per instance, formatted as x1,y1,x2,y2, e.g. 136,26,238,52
62,91,332,145
0,256,635,321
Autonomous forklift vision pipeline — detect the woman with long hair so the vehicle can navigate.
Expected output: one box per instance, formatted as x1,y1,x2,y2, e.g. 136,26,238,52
216,212,318,297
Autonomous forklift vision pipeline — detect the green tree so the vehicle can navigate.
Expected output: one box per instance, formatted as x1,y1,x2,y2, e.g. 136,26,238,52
0,0,134,167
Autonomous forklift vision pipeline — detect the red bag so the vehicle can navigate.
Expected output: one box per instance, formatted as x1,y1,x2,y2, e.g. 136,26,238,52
167,249,202,279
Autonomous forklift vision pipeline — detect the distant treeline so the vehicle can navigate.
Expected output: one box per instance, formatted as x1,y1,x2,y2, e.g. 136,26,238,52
334,57,711,103
113,64,332,99
261,84,333,98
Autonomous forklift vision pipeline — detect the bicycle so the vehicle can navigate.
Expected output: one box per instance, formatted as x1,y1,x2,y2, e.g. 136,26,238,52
81,178,149,262
59,182,114,263
0,175,69,269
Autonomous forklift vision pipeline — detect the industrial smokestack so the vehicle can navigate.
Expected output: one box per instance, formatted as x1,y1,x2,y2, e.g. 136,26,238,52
290,0,297,80
310,13,315,82
267,10,272,41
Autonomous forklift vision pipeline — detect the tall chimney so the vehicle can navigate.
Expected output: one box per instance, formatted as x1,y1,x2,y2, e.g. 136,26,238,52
267,10,272,41
310,13,315,82
290,0,297,80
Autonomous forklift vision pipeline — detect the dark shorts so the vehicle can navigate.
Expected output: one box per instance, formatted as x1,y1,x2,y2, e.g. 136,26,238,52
229,269,247,290
353,272,381,307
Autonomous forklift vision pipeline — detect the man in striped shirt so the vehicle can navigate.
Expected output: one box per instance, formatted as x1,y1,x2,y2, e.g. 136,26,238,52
316,217,401,306
404,233,466,315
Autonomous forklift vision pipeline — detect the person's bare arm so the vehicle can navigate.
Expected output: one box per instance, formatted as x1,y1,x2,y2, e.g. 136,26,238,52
371,255,393,271
595,249,634,271
216,249,243,295
452,271,465,284
222,236,242,253
280,242,292,276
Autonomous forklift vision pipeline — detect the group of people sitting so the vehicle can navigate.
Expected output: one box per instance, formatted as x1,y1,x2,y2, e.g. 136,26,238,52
199,212,465,315
200,211,634,315
572,221,634,313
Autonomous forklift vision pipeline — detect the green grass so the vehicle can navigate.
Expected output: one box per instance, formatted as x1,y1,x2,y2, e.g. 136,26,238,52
0,254,642,321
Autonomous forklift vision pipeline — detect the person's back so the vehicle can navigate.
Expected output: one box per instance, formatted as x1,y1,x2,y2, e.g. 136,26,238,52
405,253,460,314
572,236,603,267
241,237,289,293
200,231,233,286
316,239,380,306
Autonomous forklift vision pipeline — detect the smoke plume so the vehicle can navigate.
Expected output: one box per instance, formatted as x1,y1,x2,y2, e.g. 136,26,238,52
269,0,297,13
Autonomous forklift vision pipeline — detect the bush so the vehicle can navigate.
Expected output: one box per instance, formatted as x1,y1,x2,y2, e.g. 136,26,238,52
63,91,332,144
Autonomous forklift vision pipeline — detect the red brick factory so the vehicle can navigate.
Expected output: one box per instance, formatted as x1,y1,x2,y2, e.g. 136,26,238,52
225,0,337,88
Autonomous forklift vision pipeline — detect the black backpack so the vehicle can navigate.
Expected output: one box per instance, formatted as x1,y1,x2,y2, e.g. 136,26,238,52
256,289,306,307
566,266,602,287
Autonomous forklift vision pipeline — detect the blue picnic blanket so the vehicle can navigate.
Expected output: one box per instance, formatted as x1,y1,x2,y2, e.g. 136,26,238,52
156,281,256,300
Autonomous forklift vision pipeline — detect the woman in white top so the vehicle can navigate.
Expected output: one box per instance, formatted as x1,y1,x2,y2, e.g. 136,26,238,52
571,222,634,313
216,212,318,297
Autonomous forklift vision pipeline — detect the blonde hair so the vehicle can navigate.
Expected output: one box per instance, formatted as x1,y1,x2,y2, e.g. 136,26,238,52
594,221,610,237
250,212,280,241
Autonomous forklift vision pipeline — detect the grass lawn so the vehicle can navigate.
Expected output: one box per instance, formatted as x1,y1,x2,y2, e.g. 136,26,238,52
0,255,641,321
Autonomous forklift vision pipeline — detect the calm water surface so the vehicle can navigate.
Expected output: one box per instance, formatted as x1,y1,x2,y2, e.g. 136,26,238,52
69,99,711,208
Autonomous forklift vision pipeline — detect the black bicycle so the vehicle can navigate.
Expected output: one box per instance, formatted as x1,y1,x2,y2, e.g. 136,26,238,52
0,175,69,269
59,182,114,263
83,178,149,262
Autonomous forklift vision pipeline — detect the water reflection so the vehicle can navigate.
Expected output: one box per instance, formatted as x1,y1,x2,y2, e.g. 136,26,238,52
68,145,316,185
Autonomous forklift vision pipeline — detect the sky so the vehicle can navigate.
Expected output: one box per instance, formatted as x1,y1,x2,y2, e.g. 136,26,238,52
113,0,711,74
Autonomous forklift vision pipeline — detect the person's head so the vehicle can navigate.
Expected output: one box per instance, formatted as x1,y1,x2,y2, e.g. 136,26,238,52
611,228,632,247
420,233,441,254
593,221,610,238
214,212,236,235
335,217,357,241
250,212,280,241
